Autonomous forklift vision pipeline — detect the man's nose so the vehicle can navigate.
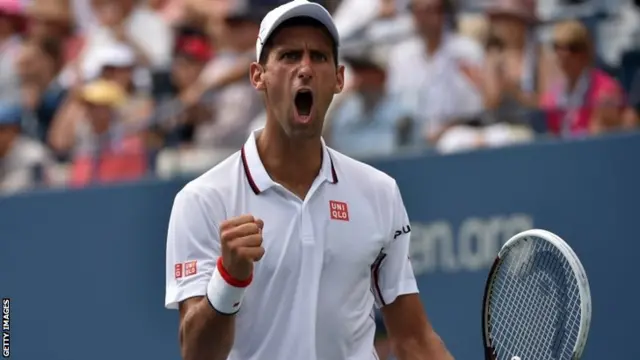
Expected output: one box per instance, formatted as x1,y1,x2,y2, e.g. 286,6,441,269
297,54,313,81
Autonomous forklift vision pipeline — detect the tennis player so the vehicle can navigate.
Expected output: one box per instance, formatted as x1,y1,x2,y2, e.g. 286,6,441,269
165,1,453,359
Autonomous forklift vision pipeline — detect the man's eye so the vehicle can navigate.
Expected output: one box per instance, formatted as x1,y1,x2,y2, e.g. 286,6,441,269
282,52,299,60
311,53,327,62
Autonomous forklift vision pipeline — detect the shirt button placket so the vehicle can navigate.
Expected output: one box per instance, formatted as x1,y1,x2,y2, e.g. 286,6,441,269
299,204,321,359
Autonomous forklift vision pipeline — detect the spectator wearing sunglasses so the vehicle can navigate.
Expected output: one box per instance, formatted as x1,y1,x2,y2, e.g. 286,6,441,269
541,20,637,138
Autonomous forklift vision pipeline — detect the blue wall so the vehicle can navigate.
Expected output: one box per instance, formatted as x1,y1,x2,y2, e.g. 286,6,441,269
1,133,639,359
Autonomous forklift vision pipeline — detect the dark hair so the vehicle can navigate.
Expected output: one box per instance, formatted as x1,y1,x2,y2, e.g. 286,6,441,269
258,16,339,67
410,0,458,30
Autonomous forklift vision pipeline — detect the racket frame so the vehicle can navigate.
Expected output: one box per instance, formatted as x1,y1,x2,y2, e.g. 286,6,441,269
481,229,592,360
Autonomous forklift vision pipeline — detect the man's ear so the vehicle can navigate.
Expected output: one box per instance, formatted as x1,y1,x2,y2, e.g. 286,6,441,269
250,62,266,91
334,64,345,94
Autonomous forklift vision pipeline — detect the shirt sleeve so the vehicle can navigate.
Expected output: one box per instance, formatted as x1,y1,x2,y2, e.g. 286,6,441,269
371,182,419,308
165,186,223,309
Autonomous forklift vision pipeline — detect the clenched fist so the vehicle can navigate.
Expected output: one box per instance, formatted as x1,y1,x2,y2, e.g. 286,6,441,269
220,215,265,281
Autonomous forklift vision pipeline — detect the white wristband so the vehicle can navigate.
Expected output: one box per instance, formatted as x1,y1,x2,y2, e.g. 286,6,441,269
206,265,247,315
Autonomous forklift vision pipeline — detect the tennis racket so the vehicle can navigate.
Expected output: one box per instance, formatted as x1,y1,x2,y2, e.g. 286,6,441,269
482,229,592,360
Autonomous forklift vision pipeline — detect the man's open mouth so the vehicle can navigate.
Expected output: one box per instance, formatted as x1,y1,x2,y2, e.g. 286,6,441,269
294,90,313,117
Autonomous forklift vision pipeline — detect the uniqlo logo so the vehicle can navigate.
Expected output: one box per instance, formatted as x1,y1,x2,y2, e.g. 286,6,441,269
174,263,183,279
329,200,349,221
185,260,197,277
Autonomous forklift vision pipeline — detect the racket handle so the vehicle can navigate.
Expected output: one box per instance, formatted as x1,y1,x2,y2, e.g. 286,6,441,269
484,346,497,360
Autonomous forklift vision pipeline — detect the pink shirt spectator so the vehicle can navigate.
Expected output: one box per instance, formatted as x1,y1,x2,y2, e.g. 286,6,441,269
541,69,624,137
69,135,147,187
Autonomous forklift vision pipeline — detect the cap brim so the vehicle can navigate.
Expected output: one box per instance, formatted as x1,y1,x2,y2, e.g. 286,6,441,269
256,2,339,61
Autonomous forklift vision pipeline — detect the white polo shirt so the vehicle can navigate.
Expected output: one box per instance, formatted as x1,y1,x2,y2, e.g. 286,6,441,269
165,129,419,360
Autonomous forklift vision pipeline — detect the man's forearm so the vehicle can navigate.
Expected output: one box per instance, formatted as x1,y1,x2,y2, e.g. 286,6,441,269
424,332,454,360
394,332,454,360
180,297,235,360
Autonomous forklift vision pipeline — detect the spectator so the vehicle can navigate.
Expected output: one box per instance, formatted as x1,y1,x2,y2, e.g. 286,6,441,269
78,0,173,71
15,37,67,144
25,0,86,66
430,0,550,154
386,0,485,148
0,0,24,103
0,0,635,195
66,80,147,187
465,0,555,123
51,42,153,159
25,0,74,42
150,29,213,147
0,102,53,194
185,4,262,149
541,19,638,137
177,2,262,110
89,43,154,127
328,47,410,158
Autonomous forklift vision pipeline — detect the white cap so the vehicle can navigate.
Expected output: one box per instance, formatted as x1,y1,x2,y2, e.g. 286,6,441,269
97,43,137,69
256,0,339,62
82,43,137,81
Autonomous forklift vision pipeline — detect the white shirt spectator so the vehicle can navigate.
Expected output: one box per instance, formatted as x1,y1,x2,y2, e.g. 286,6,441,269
80,4,174,71
387,33,485,137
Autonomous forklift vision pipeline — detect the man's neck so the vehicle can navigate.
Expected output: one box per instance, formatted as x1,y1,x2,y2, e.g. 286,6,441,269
422,30,443,56
257,120,324,199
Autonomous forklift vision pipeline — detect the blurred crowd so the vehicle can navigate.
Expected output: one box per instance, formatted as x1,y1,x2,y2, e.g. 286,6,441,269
0,0,639,195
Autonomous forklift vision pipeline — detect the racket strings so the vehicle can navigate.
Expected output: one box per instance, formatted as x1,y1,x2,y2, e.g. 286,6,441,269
487,238,582,360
